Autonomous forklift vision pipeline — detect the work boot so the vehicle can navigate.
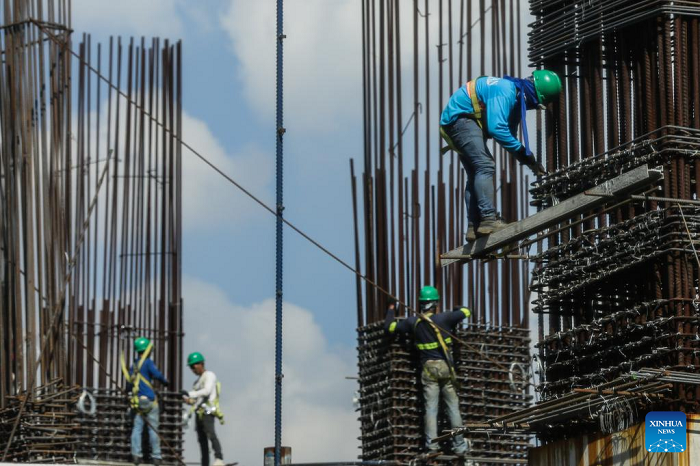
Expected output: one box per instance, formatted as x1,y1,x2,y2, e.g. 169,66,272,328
465,224,476,242
133,456,141,466
476,216,507,237
213,459,225,466
153,459,162,466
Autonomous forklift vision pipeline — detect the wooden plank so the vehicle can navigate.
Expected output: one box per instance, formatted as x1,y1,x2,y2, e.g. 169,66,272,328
440,165,664,266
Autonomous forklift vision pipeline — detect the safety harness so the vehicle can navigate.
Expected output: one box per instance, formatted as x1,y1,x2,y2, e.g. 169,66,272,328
440,76,486,155
186,376,225,425
414,313,460,388
120,342,157,413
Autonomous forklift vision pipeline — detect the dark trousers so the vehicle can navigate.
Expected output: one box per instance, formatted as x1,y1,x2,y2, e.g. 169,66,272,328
196,414,223,466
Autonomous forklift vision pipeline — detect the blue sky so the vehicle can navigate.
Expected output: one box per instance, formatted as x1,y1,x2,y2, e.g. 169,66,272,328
72,1,363,463
70,1,535,464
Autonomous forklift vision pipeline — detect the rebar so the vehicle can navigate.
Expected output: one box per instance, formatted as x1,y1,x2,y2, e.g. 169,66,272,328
354,2,532,464
528,0,700,443
357,322,530,464
0,381,184,463
0,0,184,461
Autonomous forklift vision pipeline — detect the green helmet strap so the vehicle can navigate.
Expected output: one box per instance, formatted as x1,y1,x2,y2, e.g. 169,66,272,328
421,301,438,311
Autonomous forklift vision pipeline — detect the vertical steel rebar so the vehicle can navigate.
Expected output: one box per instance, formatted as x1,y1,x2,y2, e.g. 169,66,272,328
274,0,284,463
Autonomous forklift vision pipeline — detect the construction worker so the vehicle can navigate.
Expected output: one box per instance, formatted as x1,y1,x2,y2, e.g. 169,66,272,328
183,352,224,466
440,71,562,241
124,337,168,466
384,286,472,460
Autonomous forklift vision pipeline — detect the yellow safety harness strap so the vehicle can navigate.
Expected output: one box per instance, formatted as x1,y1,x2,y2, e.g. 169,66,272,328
120,342,155,411
467,78,486,126
439,126,459,156
193,380,225,424
440,77,487,155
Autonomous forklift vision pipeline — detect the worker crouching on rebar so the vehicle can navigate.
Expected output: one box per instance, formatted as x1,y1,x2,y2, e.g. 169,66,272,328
122,337,169,466
439,71,561,242
182,352,225,466
384,286,472,460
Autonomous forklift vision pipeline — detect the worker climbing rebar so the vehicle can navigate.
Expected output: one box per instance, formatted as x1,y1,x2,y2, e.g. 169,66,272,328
182,352,225,466
122,337,169,466
440,70,562,241
384,286,473,463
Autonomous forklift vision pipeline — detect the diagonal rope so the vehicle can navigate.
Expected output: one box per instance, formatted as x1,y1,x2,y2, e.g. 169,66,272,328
31,21,528,382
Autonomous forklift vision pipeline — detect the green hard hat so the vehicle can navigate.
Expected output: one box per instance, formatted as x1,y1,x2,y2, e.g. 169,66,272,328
419,286,440,302
532,70,562,105
187,352,205,366
134,337,150,353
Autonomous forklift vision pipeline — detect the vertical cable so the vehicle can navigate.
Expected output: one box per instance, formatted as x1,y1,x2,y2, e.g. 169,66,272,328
274,0,285,464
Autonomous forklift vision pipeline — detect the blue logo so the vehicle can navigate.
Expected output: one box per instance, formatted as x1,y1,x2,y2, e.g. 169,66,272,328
645,411,686,453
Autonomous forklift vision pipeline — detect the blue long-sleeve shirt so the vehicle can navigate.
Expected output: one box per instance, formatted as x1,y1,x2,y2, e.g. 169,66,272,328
126,357,168,401
440,76,524,153
384,308,469,364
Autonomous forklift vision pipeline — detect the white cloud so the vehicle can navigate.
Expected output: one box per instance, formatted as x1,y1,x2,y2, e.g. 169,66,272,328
69,99,271,234
221,0,362,132
182,277,359,465
72,0,185,39
181,113,273,232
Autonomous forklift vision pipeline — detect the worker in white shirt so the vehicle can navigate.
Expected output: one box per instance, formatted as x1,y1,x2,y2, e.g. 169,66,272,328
182,352,224,466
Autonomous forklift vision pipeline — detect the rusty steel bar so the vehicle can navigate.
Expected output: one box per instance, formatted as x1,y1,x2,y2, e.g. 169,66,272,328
356,0,530,456
0,1,184,460
528,0,700,437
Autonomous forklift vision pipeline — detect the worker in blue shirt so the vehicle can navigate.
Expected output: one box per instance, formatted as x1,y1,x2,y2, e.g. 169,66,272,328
440,70,562,241
385,286,472,459
123,337,169,466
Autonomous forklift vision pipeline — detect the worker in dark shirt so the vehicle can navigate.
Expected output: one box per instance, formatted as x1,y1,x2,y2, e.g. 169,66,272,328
384,286,472,458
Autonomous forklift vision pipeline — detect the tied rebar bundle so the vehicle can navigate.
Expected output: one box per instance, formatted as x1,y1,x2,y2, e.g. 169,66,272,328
0,0,184,405
529,0,700,64
531,207,700,304
530,127,700,208
0,0,185,460
529,0,700,438
357,323,531,465
354,2,535,461
0,381,184,463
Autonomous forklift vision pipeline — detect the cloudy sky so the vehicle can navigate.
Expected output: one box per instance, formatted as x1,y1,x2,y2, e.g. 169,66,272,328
71,1,365,463
70,1,533,465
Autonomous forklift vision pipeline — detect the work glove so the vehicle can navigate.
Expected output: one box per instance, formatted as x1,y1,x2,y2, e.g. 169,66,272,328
513,146,532,165
514,147,546,176
527,159,546,176
179,389,189,398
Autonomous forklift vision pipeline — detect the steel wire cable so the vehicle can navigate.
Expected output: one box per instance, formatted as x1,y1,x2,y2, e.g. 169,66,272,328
30,20,531,380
